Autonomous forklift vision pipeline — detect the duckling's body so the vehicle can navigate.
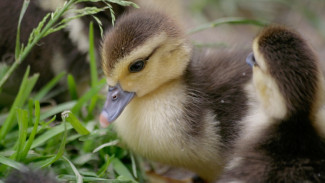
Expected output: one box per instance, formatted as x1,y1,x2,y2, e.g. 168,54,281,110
101,10,252,181
218,26,325,183
114,49,251,181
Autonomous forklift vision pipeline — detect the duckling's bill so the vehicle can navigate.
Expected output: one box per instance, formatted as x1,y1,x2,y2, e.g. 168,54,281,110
246,52,256,67
99,84,135,127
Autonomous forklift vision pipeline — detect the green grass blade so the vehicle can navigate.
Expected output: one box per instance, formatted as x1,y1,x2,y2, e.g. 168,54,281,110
67,74,78,100
71,78,106,115
58,175,112,182
0,66,29,142
40,120,68,168
63,156,83,183
97,154,113,177
34,72,66,101
15,0,30,60
27,100,34,125
130,153,137,178
111,158,135,181
31,123,72,149
188,17,268,34
14,108,29,161
114,176,138,183
34,155,55,167
40,115,56,129
0,63,9,85
21,101,40,159
89,21,98,87
0,154,25,170
93,140,119,153
86,21,101,118
0,67,39,143
61,111,90,135
0,0,74,89
105,0,139,8
86,96,98,119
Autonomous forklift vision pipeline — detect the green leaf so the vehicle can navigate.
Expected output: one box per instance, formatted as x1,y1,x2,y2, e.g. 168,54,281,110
0,67,39,143
113,176,138,183
0,63,9,81
14,108,29,161
27,13,51,45
21,101,41,160
58,175,112,182
97,154,113,177
86,96,98,119
15,0,30,59
130,153,137,178
93,140,119,153
0,0,74,89
67,74,78,100
0,154,25,170
105,0,139,8
40,121,68,168
63,156,83,183
111,158,135,181
89,21,98,87
31,123,72,149
61,111,90,135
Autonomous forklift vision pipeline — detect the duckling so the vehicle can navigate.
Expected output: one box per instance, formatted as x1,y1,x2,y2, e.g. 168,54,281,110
100,9,253,182
217,26,325,183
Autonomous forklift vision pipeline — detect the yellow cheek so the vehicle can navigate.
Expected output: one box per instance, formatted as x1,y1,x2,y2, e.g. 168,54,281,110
253,68,269,106
106,77,117,87
252,66,288,119
120,79,135,91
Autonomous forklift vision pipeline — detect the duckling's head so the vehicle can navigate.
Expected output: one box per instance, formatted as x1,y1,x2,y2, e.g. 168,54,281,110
246,26,323,119
100,9,191,126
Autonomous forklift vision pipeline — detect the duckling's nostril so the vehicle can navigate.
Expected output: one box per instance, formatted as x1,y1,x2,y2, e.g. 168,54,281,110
112,95,118,101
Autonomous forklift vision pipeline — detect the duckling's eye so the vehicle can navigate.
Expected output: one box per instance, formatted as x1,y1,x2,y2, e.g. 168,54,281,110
129,60,146,73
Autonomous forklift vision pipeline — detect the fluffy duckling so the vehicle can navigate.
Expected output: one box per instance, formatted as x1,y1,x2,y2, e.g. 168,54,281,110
100,9,252,181
218,26,325,183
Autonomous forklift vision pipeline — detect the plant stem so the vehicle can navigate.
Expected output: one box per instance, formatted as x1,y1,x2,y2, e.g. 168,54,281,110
0,0,76,89
188,17,268,34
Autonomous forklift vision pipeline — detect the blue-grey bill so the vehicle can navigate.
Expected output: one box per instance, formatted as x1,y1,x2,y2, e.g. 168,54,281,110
246,52,256,67
99,84,135,127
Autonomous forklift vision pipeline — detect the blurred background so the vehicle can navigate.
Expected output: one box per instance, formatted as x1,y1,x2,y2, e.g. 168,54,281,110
186,0,325,59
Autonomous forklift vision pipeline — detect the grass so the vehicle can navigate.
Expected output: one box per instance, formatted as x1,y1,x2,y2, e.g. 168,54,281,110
0,0,142,182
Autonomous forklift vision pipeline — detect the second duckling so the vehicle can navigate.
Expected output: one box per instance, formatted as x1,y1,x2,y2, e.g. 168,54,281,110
218,26,325,183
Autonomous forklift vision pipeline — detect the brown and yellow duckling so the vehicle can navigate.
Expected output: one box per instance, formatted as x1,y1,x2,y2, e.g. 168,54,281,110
100,9,253,182
218,26,325,183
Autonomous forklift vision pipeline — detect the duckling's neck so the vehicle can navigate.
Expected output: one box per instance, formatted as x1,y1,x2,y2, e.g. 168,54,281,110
113,77,223,181
114,77,188,156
